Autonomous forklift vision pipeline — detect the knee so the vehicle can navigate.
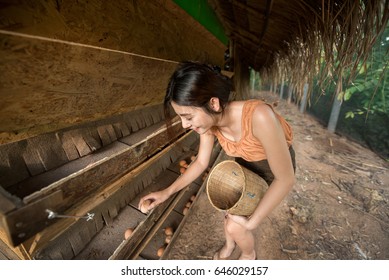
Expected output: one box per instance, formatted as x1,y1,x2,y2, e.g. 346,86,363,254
225,217,245,236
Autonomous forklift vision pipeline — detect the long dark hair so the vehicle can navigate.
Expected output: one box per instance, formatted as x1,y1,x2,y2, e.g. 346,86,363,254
164,61,233,133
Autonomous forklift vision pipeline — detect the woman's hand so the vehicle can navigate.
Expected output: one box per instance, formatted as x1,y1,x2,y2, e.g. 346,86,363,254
226,213,257,231
138,189,171,212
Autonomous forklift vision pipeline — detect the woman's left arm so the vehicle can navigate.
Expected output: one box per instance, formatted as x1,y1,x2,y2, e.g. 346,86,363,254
228,104,295,230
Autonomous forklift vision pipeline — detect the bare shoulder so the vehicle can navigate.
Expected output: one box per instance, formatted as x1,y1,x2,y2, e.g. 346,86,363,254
252,102,278,125
251,102,286,147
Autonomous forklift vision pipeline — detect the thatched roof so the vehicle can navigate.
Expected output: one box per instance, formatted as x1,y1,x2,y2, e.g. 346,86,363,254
208,0,388,96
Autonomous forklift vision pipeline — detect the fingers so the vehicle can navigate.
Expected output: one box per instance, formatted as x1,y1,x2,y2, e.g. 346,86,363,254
226,214,254,230
138,194,152,210
138,196,146,210
138,190,167,212
148,200,158,210
226,213,246,225
138,193,159,213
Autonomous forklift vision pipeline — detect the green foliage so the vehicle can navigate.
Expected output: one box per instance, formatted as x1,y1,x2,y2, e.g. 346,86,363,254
343,23,389,118
249,68,262,90
308,23,389,159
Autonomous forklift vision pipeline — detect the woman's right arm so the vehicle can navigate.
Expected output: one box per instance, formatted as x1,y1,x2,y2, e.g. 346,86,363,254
138,131,215,211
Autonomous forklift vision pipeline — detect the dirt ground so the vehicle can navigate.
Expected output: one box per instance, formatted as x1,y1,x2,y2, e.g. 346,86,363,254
165,91,389,260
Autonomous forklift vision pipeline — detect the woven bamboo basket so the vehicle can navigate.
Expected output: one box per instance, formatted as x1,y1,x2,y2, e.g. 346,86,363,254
206,160,268,216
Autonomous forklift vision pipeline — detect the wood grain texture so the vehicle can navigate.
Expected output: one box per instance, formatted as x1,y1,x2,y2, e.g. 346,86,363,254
0,0,224,144
0,104,164,191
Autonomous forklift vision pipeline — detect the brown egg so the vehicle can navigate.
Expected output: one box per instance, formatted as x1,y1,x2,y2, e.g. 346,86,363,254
183,163,189,168
183,206,189,215
185,201,192,208
190,155,196,162
179,167,186,174
164,226,174,236
124,228,134,239
190,194,196,202
157,245,165,257
165,235,172,244
140,199,151,214
179,160,187,167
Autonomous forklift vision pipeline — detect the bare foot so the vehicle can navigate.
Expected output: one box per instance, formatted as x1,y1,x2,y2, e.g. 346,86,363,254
213,243,236,260
239,250,256,260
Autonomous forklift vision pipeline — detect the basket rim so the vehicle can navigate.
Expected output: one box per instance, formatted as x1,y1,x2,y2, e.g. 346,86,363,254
206,160,246,211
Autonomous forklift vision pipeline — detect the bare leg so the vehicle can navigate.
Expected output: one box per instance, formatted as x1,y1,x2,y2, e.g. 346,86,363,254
216,216,236,258
225,216,256,260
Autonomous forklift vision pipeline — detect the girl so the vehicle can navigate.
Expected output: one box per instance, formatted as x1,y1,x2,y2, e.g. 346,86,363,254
138,61,296,260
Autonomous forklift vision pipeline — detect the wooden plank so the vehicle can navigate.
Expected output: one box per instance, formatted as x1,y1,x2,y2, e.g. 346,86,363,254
32,218,97,260
22,141,46,176
94,212,105,233
1,190,63,247
107,203,119,222
71,131,92,157
106,124,118,142
59,132,80,161
0,228,25,259
67,230,85,256
37,236,74,260
100,208,111,225
0,186,20,214
112,122,130,138
97,125,113,146
0,142,31,188
82,128,102,152
26,134,69,172
128,117,139,132
16,231,42,258
0,251,7,260
135,114,146,131
150,107,163,124
122,104,163,129
141,111,154,127
119,122,165,146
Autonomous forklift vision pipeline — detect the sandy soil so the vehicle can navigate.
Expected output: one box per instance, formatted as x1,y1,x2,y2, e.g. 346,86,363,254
164,91,389,260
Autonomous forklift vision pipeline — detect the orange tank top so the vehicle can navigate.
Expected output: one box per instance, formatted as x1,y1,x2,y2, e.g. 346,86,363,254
212,99,293,161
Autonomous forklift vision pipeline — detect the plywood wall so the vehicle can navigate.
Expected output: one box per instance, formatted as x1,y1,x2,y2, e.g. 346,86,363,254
0,0,225,144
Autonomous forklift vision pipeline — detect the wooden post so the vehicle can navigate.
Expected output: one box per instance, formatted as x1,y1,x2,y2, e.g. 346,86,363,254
256,72,261,91
328,78,343,133
279,80,285,99
299,83,309,113
287,85,293,104
250,68,255,91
